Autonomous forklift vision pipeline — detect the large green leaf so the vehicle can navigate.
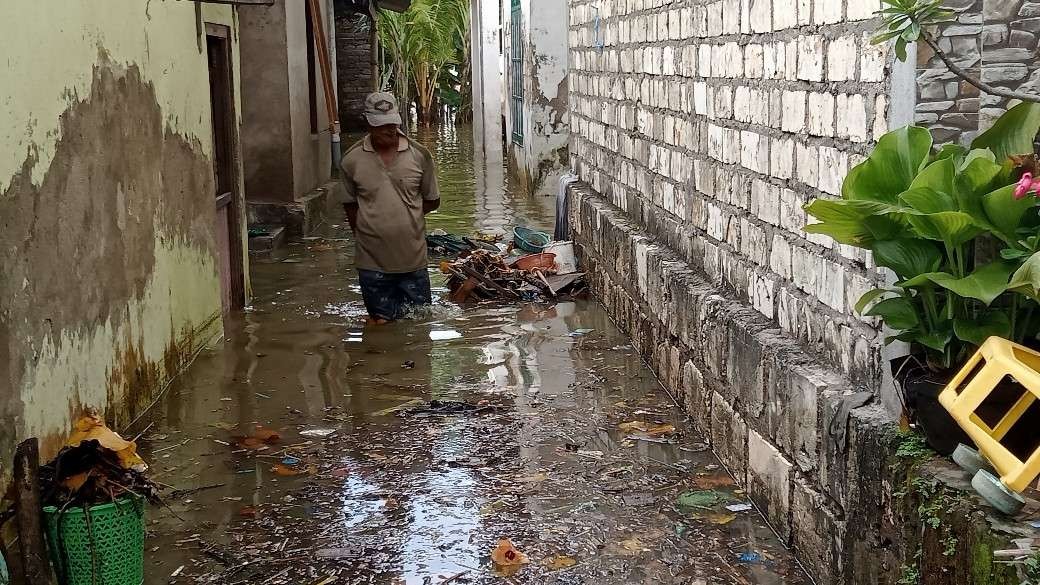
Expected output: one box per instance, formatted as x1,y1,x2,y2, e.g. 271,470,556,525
871,238,942,280
865,297,920,330
1009,251,1040,300
971,102,1040,163
907,211,983,247
918,328,954,352
855,288,895,314
843,126,933,203
907,158,957,205
803,199,898,247
899,186,956,214
954,312,1011,347
927,260,1017,305
983,184,1039,242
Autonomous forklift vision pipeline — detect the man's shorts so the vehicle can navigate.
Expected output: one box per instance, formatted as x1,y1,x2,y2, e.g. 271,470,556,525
357,268,433,321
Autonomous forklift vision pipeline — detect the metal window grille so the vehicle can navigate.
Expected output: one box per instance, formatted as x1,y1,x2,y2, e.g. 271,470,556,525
510,0,524,146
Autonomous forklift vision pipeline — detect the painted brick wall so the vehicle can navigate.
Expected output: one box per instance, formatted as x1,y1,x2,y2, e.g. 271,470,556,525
567,0,891,386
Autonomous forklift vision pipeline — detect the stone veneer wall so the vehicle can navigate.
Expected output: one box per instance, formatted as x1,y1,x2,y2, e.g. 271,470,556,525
334,5,375,131
565,0,1036,583
917,0,1040,143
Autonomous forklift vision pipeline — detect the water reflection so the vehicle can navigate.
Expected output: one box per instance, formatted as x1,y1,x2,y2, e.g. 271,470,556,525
136,125,808,585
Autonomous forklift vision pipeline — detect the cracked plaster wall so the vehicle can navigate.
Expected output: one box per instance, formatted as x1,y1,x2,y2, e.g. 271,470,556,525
0,1,246,485
505,0,571,195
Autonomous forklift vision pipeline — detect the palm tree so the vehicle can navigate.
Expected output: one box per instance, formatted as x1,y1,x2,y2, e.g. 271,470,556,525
377,0,470,126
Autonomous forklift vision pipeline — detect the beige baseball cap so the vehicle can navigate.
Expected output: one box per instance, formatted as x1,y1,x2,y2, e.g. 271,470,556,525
364,92,403,126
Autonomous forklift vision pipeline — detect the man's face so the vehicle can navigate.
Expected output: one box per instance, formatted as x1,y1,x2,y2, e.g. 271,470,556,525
369,124,399,150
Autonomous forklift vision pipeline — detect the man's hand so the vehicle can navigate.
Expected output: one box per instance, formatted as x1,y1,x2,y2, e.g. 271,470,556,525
344,203,359,231
422,199,440,215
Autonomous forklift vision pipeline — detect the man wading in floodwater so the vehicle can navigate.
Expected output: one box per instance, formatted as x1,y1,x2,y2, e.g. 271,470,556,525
341,92,441,324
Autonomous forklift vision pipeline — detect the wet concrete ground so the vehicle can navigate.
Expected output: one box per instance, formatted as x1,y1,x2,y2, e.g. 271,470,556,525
137,127,810,584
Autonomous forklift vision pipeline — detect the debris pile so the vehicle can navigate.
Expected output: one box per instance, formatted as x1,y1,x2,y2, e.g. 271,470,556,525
39,415,160,508
426,230,501,256
441,249,586,302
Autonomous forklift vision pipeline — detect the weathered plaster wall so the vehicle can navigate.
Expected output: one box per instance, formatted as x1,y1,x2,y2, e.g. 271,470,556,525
240,2,296,202
288,0,334,197
0,1,243,483
505,0,571,195
239,0,332,204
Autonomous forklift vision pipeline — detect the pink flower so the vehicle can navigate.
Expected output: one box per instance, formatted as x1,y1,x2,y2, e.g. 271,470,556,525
1014,173,1039,200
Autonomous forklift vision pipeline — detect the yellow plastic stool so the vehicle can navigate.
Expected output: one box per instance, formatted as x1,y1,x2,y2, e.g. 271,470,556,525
939,337,1040,513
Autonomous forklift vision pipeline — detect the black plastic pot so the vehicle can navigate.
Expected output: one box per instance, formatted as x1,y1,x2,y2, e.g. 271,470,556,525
899,366,973,457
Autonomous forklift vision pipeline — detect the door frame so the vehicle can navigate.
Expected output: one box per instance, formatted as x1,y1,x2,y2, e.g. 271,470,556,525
206,23,246,311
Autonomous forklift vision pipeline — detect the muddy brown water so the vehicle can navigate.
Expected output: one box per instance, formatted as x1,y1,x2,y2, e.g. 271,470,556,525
138,126,810,584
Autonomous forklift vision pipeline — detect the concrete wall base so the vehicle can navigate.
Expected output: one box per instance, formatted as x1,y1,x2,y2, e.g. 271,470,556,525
567,182,1035,585
247,180,345,237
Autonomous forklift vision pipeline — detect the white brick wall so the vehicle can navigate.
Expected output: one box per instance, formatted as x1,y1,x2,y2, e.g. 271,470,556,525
568,0,888,379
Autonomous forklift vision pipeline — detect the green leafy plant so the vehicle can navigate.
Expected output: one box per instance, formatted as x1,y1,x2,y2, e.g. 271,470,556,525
804,103,1040,370
377,0,470,125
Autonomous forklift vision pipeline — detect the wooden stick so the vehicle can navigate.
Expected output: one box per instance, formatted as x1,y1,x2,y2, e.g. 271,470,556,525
14,439,55,585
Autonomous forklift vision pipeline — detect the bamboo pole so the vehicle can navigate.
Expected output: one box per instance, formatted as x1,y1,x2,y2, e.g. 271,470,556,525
13,439,54,585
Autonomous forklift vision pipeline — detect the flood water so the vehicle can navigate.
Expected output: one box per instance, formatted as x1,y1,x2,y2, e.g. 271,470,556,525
138,126,810,584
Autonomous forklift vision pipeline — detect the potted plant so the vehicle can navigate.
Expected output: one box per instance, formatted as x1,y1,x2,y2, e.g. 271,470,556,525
804,103,1040,455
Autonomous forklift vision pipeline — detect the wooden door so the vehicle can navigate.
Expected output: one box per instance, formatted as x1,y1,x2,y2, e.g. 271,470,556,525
207,28,245,314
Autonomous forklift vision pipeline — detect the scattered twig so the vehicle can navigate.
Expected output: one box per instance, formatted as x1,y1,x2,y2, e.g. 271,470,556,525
131,421,155,443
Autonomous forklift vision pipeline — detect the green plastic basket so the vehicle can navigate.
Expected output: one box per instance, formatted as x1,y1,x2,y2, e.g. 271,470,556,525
44,496,145,585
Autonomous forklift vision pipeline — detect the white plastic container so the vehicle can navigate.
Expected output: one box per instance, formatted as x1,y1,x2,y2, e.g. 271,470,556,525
543,241,578,274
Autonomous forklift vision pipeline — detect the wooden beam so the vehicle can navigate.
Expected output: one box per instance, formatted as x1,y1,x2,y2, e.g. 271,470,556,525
13,439,54,585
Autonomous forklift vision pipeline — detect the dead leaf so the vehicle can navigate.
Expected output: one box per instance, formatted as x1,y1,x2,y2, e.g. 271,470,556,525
620,537,643,553
646,423,675,437
210,421,238,431
271,463,312,477
706,512,737,525
546,555,577,570
491,539,528,566
331,468,349,478
250,426,280,443
239,506,258,518
515,472,547,483
693,474,737,489
618,421,648,433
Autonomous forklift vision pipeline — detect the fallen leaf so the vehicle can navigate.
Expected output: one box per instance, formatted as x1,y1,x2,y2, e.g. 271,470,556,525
618,421,648,433
546,555,577,570
676,490,727,509
251,426,281,443
239,506,258,518
706,512,737,525
331,468,349,478
693,474,737,489
62,471,91,492
271,463,311,477
646,423,675,437
491,539,529,567
620,537,643,552
210,421,238,431
515,472,547,483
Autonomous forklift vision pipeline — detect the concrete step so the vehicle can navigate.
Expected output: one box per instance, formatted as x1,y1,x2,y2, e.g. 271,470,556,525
248,224,286,254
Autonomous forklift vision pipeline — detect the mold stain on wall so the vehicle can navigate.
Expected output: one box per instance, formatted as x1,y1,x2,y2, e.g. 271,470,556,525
0,55,224,483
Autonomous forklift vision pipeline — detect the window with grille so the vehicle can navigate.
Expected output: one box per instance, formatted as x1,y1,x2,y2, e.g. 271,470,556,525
510,0,524,146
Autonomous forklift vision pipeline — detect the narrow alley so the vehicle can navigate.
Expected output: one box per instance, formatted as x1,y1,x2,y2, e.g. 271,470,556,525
8,1,1040,584
138,128,807,584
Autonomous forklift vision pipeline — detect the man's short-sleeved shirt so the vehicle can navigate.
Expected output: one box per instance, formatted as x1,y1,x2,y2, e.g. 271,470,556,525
340,133,440,274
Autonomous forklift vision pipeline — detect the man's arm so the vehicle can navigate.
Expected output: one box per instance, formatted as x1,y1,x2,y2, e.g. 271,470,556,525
420,151,440,215
340,159,359,231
